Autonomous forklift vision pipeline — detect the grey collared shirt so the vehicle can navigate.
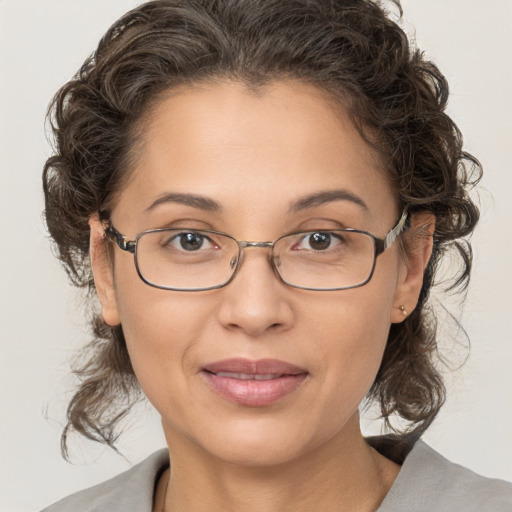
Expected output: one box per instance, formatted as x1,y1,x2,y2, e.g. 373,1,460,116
41,440,512,511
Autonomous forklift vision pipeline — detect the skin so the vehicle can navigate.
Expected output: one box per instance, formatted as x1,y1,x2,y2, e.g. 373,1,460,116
89,80,433,512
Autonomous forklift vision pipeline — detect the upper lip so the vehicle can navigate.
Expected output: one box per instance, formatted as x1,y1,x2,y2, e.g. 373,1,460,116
203,358,307,376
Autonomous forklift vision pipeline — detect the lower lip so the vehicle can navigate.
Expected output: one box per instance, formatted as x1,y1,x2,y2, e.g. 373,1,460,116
203,372,308,406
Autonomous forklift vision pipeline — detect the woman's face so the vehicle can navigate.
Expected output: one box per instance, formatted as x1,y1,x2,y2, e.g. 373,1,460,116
93,80,425,466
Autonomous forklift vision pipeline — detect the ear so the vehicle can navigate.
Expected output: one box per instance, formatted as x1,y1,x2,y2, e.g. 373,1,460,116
391,212,435,324
89,215,121,326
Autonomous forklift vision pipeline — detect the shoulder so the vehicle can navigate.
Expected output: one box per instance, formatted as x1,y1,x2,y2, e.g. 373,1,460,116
40,449,169,512
377,440,512,512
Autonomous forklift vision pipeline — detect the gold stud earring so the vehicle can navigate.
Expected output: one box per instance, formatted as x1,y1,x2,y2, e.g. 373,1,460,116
399,305,408,317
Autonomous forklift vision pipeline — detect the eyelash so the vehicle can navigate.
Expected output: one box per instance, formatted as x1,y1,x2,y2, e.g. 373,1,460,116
162,232,218,251
292,232,346,252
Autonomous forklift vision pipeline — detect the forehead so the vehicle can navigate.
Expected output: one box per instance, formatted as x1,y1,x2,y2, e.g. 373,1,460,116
114,80,396,229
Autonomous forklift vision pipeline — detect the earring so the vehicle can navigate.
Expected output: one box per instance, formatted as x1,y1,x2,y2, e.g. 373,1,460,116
399,305,408,317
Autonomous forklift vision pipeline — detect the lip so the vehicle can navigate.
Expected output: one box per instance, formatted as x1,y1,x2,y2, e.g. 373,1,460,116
202,358,308,407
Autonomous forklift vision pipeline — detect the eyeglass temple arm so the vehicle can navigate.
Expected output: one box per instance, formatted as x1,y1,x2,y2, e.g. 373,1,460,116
106,224,136,254
374,210,409,255
385,210,409,247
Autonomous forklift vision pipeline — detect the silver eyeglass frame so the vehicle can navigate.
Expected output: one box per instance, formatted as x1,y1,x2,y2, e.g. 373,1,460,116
105,210,409,292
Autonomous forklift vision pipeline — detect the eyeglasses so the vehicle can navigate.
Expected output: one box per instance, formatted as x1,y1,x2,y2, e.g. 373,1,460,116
105,211,408,292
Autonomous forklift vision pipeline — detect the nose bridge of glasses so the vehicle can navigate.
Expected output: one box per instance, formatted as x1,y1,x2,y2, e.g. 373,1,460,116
233,240,277,272
230,240,282,286
239,241,274,249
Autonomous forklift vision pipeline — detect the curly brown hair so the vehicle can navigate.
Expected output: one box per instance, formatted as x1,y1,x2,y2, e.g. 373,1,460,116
43,0,481,458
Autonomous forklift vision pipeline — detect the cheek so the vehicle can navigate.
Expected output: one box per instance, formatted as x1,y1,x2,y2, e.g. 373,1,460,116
312,294,391,391
305,271,398,414
113,271,216,405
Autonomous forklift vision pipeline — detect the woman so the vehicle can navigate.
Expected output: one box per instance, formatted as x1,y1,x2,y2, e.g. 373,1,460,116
41,0,512,510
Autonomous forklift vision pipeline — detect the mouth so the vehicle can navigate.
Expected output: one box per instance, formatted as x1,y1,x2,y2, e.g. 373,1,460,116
202,358,308,407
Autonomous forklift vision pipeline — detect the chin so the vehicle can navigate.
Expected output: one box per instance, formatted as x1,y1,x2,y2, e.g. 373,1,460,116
187,415,342,468
208,437,310,467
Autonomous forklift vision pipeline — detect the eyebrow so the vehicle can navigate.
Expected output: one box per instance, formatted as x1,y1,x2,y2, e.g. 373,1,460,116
288,189,368,213
144,189,367,214
145,193,222,213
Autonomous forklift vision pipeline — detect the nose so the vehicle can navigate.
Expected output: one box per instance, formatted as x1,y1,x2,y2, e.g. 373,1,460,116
216,248,295,337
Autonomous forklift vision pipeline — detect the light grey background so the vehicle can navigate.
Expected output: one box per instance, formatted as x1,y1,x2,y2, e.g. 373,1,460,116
0,1,511,511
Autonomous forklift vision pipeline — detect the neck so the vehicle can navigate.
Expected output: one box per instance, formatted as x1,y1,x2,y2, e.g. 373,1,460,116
156,417,400,512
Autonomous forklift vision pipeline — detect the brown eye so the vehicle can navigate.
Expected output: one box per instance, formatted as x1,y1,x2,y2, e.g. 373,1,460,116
179,232,205,251
163,232,213,252
294,232,342,251
308,232,332,250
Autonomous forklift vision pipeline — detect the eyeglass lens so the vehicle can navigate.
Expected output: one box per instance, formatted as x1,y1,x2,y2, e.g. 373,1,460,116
134,229,376,291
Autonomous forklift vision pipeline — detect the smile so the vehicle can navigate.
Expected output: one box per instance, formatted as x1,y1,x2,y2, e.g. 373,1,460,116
202,359,308,407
